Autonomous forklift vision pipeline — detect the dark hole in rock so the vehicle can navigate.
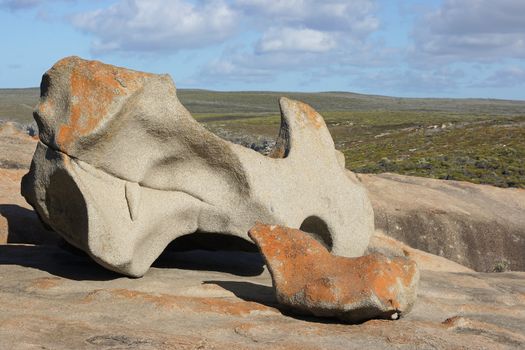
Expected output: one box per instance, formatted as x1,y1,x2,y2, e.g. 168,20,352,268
300,216,333,251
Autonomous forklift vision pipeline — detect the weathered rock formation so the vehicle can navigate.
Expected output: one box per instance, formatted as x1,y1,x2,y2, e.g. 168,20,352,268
0,149,523,347
249,223,419,322
21,56,374,277
360,173,525,272
4,118,525,273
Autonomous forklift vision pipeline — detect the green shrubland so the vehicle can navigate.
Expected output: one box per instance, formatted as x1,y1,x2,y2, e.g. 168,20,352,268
2,88,524,188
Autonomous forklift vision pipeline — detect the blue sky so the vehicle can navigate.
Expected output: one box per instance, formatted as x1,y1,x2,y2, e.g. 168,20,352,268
1,0,524,100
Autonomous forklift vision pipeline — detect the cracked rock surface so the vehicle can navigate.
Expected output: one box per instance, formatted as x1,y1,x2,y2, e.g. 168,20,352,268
249,223,420,322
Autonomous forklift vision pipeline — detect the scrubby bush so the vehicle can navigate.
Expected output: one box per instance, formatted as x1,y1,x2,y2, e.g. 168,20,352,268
492,260,510,273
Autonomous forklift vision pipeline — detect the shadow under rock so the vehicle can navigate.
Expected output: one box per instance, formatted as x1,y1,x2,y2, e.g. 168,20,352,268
0,204,60,245
0,243,121,281
204,280,277,305
153,249,266,277
152,232,266,277
205,280,349,325
0,242,266,281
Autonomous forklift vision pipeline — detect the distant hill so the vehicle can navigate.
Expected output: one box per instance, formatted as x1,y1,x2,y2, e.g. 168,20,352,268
2,87,524,188
0,88,39,124
2,87,525,124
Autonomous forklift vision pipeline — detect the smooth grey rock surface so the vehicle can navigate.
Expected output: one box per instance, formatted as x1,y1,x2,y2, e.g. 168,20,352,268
359,172,525,272
21,57,374,277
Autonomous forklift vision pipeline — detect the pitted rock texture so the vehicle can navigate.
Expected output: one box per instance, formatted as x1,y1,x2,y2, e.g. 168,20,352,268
21,56,374,277
249,224,419,322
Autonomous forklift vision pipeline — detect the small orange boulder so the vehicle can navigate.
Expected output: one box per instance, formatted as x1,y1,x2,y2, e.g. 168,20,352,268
249,223,420,323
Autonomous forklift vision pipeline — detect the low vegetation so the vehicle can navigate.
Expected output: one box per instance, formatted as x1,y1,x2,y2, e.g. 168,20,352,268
1,88,524,188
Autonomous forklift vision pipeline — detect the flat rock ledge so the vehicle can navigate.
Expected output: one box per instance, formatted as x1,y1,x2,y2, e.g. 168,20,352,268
249,223,419,323
0,244,524,349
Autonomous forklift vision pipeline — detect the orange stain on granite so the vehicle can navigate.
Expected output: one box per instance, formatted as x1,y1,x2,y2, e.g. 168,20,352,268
29,277,62,290
83,288,277,316
53,57,151,149
297,102,323,129
269,145,287,159
249,224,419,322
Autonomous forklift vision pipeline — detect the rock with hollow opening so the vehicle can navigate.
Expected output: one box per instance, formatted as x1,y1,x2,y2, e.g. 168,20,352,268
21,56,374,277
249,223,419,322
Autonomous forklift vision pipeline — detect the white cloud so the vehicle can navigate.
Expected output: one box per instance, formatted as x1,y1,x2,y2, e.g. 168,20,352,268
196,37,396,88
477,66,525,88
194,0,382,85
236,0,379,35
202,54,275,83
0,0,39,10
256,27,337,53
346,66,464,96
70,0,379,56
72,0,238,54
413,0,525,62
67,0,383,87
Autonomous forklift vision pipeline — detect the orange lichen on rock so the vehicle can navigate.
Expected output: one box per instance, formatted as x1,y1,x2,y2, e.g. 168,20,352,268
297,102,323,129
84,288,277,317
29,277,62,290
41,57,151,150
249,223,419,322
0,229,6,244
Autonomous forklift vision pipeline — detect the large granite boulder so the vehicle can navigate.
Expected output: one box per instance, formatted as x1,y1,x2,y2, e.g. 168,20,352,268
21,57,374,277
